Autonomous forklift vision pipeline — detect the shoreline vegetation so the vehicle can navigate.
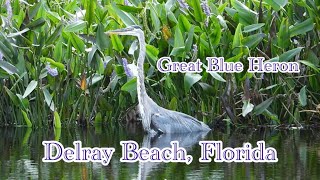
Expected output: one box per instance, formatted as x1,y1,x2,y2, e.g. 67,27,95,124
0,0,319,129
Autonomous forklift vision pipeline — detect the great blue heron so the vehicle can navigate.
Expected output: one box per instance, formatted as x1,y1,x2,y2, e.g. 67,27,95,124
106,25,211,134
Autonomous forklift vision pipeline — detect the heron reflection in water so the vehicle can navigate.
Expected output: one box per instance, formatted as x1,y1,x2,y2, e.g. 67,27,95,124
106,26,211,134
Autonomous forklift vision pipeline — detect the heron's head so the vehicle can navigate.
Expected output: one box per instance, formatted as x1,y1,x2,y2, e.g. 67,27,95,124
105,25,143,37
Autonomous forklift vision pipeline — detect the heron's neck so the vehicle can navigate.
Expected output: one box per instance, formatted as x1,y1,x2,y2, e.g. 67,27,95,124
137,34,146,99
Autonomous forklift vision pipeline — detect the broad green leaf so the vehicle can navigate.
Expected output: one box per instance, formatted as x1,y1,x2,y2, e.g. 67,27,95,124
278,18,290,49
289,18,314,37
299,86,307,107
4,86,20,106
54,111,61,128
95,112,103,124
150,4,161,32
96,24,110,50
87,74,104,87
21,110,32,127
242,100,254,117
184,73,202,92
43,88,55,111
121,77,137,101
202,64,226,82
299,60,319,73
110,35,124,52
46,11,61,24
110,3,137,26
23,80,38,98
146,44,159,66
190,0,203,22
279,47,304,62
26,17,46,29
243,33,265,48
168,97,177,111
173,26,184,48
264,0,288,11
232,24,243,55
118,4,143,13
263,109,280,124
64,20,86,32
69,32,85,52
254,97,274,115
84,0,96,27
46,24,63,45
178,14,192,33
170,47,185,56
199,82,215,94
231,0,257,25
0,41,13,59
0,60,19,75
185,26,195,52
243,23,265,33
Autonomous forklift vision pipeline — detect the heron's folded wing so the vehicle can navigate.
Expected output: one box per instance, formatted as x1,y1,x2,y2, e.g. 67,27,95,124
151,108,210,133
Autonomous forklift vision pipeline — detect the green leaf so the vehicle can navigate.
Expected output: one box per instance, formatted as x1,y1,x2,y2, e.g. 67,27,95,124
121,77,137,101
202,64,226,82
0,60,19,75
264,0,288,11
96,24,110,50
254,97,274,115
243,33,265,48
110,3,137,26
4,86,20,106
64,20,86,32
21,110,32,127
84,0,96,27
150,4,161,32
43,88,55,111
298,86,307,107
185,26,195,52
242,100,254,117
23,80,38,98
46,24,63,45
94,112,103,124
110,35,124,52
146,44,159,66
243,23,265,33
168,97,177,111
289,18,314,37
69,32,85,52
184,73,202,92
190,0,203,22
278,18,290,49
173,26,184,48
118,4,143,13
26,17,46,29
54,111,61,128
279,47,304,62
263,109,280,124
231,0,257,25
299,60,319,73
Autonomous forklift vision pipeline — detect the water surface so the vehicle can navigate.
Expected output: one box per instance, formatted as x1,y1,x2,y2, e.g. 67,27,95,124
0,126,319,179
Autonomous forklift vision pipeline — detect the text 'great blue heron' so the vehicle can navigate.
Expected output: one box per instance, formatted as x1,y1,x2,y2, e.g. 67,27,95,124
106,26,211,134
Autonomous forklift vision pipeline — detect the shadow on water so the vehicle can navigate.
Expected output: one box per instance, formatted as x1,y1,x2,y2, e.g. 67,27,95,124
0,125,320,179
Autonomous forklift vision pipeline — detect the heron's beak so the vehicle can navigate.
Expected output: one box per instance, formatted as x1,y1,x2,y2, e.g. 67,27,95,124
105,27,133,36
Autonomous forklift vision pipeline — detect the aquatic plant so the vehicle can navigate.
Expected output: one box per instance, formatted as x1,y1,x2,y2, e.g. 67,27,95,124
0,0,319,128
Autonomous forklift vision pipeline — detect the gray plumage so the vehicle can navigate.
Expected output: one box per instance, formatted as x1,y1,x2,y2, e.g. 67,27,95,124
106,26,211,134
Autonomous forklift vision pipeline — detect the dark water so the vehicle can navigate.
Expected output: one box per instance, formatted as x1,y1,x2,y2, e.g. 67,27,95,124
1,125,320,179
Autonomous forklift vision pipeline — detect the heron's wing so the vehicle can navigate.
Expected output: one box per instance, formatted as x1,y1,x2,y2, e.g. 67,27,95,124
151,108,211,133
